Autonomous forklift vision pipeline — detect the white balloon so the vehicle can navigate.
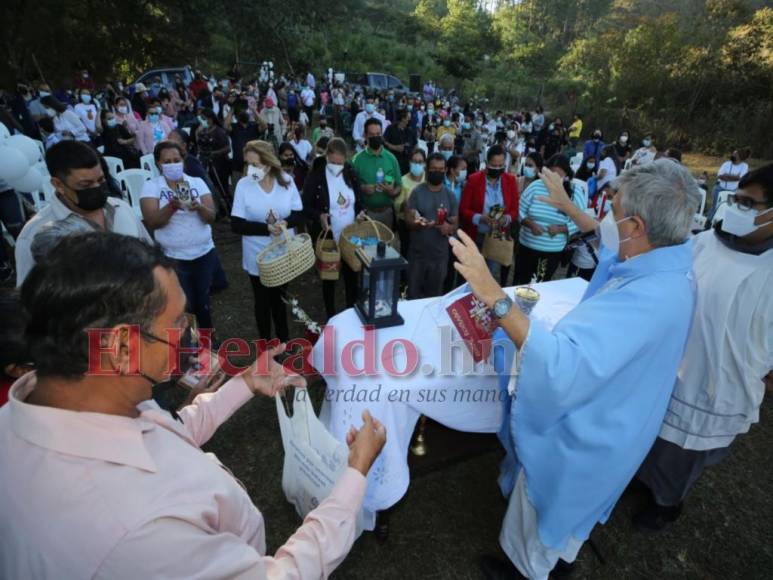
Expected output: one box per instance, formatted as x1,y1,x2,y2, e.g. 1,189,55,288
7,134,41,165
0,122,10,142
10,166,43,193
0,145,29,183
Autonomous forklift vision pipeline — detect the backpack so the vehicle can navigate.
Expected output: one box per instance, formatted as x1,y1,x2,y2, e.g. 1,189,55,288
288,93,298,109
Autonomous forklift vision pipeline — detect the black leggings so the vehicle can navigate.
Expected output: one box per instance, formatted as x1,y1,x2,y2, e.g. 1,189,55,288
513,245,562,285
248,275,289,343
322,261,359,320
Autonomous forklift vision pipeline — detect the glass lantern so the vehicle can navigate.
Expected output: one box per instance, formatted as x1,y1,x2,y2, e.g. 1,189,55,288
354,241,407,329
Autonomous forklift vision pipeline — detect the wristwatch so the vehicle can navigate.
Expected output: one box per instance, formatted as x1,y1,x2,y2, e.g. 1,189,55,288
492,295,514,320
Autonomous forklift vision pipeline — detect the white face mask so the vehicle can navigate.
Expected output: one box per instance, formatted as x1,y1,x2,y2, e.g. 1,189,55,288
247,164,266,181
327,162,344,176
117,105,128,114
720,204,773,237
599,211,633,254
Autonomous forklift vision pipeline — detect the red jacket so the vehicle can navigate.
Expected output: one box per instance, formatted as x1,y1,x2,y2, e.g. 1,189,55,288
459,171,520,239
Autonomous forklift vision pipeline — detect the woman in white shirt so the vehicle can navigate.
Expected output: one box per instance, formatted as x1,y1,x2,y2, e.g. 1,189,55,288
302,137,364,319
231,140,304,342
288,124,313,163
41,96,89,142
74,89,101,142
140,140,217,330
596,145,620,192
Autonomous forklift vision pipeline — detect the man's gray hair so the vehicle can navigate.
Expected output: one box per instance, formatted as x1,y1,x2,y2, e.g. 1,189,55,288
614,159,701,247
438,133,455,148
31,216,98,262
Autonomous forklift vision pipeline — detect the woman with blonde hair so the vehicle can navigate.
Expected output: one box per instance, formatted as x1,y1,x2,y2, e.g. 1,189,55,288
231,140,304,342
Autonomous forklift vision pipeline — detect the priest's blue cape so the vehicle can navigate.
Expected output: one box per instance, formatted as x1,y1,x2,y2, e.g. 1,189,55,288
495,240,695,551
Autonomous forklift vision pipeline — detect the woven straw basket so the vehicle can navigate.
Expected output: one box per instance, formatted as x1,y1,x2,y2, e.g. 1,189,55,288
315,228,341,281
340,215,394,272
482,232,514,266
256,226,315,287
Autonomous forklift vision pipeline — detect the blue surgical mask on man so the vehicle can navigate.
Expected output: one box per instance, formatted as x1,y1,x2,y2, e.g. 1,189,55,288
81,94,92,104
365,103,375,114
149,113,160,123
523,166,536,179
410,162,424,177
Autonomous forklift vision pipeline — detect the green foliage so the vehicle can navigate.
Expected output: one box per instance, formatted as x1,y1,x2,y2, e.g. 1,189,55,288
1,0,770,156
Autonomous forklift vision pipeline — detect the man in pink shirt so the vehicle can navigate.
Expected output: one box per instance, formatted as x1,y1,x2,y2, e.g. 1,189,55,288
0,232,386,579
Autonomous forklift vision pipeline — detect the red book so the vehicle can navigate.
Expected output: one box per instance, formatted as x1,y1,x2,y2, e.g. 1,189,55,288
446,293,497,363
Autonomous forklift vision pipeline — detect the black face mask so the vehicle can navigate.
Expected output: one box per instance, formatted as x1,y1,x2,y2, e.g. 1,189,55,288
70,183,109,211
487,167,504,180
427,171,444,186
368,136,383,150
281,158,295,167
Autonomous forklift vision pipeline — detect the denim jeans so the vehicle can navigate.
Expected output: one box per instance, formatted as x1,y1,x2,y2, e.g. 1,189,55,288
173,248,217,330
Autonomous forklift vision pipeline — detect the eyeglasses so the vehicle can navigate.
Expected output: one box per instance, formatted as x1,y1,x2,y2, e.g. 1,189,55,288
728,194,770,211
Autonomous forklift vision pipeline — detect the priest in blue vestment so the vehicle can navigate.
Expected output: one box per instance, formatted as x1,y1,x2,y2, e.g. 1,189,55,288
450,159,702,579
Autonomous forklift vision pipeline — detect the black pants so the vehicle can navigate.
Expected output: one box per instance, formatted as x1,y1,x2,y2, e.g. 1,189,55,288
513,245,562,285
566,263,595,282
249,275,289,342
636,437,732,507
322,261,358,320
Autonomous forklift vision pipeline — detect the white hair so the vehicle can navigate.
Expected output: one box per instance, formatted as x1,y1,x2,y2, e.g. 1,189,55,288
614,158,700,248
438,133,455,148
31,216,98,262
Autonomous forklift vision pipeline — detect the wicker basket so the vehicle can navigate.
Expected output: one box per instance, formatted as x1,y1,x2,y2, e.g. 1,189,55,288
315,228,341,281
256,226,315,287
340,215,394,272
482,232,514,266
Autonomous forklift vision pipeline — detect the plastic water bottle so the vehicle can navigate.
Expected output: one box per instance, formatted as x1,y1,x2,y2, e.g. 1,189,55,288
375,167,384,185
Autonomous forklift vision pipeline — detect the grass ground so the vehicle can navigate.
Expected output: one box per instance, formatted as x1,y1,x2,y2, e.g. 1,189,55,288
203,222,773,580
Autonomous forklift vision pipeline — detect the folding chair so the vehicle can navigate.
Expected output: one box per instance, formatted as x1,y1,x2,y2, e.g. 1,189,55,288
103,156,125,181
140,154,160,179
116,168,152,219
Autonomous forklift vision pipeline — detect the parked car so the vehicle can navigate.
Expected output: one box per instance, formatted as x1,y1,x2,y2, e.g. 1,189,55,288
131,66,194,90
351,72,414,97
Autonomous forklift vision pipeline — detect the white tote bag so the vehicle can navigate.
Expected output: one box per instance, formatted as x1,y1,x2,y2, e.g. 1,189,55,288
275,390,366,536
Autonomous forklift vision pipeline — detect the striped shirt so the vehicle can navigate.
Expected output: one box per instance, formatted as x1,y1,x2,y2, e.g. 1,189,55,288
519,179,587,252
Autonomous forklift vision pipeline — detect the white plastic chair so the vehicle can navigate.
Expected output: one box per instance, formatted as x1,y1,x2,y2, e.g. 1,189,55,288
103,156,125,181
31,139,46,163
711,190,732,225
140,154,159,179
117,168,152,219
696,186,707,216
31,180,55,211
571,178,589,206
569,152,583,174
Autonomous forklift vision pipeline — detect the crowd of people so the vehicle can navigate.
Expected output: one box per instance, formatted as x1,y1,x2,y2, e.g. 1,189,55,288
0,65,771,580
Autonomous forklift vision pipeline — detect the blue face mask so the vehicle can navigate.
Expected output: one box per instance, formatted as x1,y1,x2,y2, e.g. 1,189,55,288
441,150,453,160
106,118,118,128
197,116,208,129
365,103,375,114
523,166,536,179
81,94,92,104
148,113,160,123
410,162,424,177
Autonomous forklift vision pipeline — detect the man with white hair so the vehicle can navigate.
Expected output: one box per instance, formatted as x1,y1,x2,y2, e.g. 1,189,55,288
452,159,701,579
